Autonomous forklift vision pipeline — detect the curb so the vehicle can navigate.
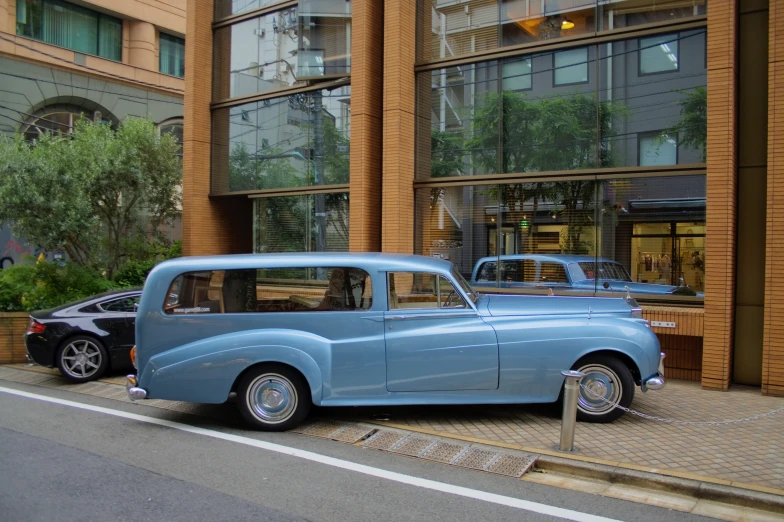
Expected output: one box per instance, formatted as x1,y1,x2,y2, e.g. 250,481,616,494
365,420,784,514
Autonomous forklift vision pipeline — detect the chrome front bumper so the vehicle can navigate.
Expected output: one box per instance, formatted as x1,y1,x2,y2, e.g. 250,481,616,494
642,352,666,391
126,374,147,401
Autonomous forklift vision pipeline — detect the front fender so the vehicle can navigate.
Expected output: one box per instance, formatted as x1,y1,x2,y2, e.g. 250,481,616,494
138,329,328,404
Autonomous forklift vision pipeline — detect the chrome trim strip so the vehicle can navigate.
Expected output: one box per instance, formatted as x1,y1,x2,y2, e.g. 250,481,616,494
385,312,478,320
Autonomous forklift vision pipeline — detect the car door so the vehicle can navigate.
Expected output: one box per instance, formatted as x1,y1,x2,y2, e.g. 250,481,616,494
384,271,498,392
98,294,140,350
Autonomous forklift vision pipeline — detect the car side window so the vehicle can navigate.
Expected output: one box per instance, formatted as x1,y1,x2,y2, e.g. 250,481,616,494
101,295,140,313
476,262,496,282
388,272,467,310
163,267,373,314
500,260,536,283
538,262,569,284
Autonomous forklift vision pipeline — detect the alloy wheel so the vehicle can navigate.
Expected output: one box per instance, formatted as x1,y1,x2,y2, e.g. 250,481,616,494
60,340,103,379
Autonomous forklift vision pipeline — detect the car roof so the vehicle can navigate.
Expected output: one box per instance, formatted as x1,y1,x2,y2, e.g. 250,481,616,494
477,254,618,264
151,253,455,275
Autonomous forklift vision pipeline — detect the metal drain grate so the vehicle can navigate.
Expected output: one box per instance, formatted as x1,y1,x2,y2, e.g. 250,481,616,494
300,421,346,438
330,425,377,444
452,447,497,471
420,441,467,464
485,453,537,477
389,435,436,457
361,429,407,450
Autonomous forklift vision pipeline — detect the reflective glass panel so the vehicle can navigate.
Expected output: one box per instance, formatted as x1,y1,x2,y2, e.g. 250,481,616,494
211,86,351,193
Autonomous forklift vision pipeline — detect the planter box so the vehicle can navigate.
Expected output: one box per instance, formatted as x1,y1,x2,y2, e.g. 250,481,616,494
0,312,30,364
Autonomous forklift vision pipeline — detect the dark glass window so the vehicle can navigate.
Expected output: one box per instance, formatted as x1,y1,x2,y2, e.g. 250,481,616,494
16,0,122,61
164,267,372,314
160,33,185,78
101,295,140,313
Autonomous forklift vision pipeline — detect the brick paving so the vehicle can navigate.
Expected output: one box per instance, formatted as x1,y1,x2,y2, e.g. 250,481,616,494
3,364,784,491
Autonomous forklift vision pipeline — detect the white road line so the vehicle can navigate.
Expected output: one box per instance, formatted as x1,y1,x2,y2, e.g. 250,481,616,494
0,385,621,522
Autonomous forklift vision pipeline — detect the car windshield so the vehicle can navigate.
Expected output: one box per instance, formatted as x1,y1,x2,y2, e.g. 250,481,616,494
576,262,632,282
452,268,478,304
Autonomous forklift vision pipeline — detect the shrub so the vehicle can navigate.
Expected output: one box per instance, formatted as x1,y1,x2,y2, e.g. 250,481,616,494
0,259,114,312
113,240,182,288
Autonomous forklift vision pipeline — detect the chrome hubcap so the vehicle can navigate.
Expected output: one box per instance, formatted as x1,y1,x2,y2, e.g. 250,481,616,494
61,340,102,379
576,364,622,415
247,374,297,424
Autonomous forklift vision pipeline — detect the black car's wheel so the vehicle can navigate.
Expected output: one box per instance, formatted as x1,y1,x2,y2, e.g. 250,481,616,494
56,335,109,383
571,354,635,423
237,364,310,431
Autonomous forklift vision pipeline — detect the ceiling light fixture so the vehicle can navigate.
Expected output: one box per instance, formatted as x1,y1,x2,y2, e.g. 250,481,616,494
562,18,575,30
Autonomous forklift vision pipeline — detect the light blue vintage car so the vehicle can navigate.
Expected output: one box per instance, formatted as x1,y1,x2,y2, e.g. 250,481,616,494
471,254,700,297
127,253,665,431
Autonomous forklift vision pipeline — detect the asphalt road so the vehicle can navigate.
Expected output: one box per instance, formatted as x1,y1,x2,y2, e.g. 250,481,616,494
0,380,717,522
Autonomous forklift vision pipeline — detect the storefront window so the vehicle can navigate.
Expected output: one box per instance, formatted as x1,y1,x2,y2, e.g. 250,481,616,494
214,0,281,19
211,86,350,193
253,192,349,253
415,175,705,301
419,0,705,62
417,30,706,178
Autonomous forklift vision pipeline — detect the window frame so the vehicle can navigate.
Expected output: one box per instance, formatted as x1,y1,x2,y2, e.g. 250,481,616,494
501,57,533,92
638,33,680,76
15,0,123,62
159,32,185,78
386,271,470,312
98,294,141,313
638,131,679,167
553,47,589,87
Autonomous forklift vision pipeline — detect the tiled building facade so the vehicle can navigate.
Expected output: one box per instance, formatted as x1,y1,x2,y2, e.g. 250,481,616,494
184,0,783,395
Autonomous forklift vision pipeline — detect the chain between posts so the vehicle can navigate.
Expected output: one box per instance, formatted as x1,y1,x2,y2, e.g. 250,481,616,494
580,384,784,426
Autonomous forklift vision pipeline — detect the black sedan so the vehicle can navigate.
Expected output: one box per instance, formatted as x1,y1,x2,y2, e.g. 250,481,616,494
25,289,141,383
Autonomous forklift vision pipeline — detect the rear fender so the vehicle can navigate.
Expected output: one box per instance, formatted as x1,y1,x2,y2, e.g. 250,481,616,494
138,329,327,404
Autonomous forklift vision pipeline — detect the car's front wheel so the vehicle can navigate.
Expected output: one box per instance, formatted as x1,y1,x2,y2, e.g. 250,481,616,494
571,354,635,423
237,365,310,431
56,335,109,383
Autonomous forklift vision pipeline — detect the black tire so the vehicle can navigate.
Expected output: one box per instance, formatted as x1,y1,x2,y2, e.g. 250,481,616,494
571,354,635,423
237,364,311,431
56,335,110,383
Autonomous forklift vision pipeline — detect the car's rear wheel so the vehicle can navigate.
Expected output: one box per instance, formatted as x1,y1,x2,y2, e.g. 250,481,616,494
237,364,310,431
572,354,634,423
56,335,109,383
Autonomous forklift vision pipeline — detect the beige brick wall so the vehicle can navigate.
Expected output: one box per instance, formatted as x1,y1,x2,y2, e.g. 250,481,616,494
764,0,784,397
382,0,417,254
702,1,738,391
349,0,383,252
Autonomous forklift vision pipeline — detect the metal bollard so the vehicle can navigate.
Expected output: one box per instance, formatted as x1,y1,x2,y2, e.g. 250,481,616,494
559,370,585,452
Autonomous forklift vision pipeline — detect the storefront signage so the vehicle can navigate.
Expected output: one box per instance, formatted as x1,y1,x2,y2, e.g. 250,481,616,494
651,321,676,328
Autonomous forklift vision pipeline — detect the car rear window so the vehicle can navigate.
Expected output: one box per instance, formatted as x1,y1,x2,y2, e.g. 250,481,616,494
576,262,632,281
164,267,372,314
538,262,569,284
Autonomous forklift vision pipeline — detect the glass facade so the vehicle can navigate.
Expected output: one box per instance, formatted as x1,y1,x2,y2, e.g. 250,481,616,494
416,175,705,300
213,2,353,255
418,30,706,178
160,33,185,78
16,0,122,61
420,0,705,62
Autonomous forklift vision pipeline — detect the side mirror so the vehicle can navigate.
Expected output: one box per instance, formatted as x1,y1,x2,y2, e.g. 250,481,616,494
133,302,139,312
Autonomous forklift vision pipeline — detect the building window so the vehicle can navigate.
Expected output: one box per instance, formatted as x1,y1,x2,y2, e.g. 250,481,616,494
16,0,122,61
253,193,349,254
554,47,588,85
502,58,532,91
415,175,706,302
212,85,350,193
160,33,185,78
639,132,677,166
639,34,679,75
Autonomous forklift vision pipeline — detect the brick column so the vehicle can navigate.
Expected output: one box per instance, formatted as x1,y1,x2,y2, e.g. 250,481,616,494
702,1,739,390
128,21,157,71
183,0,252,256
763,1,784,397
348,0,383,252
382,0,416,254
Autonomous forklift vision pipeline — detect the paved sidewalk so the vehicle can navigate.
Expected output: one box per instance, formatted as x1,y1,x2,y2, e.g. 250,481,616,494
335,380,784,492
4,363,784,494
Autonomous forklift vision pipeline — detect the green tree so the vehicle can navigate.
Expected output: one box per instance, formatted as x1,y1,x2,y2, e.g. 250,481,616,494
666,87,706,162
0,117,181,277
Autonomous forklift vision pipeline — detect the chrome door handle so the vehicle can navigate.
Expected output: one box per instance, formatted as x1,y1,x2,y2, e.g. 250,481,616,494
386,315,407,320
